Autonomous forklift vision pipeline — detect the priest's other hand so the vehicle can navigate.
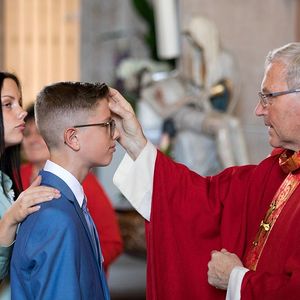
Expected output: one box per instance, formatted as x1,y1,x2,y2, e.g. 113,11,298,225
108,87,147,160
207,248,243,290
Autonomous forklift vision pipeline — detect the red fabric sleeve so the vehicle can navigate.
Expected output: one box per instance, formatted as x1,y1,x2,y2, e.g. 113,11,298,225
241,266,300,300
83,172,123,273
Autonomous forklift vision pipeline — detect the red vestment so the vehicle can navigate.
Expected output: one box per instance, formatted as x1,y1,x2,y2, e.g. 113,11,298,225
21,163,123,273
145,150,300,299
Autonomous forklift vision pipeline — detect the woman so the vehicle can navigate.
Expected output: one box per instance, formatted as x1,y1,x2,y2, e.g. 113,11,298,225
0,72,60,298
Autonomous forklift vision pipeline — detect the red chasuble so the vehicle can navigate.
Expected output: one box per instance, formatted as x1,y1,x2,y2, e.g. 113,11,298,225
145,150,300,299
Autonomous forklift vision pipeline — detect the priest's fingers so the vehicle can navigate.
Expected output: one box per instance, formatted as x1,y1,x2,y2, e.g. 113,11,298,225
221,248,229,253
210,249,219,256
108,88,147,159
108,87,135,114
207,260,227,290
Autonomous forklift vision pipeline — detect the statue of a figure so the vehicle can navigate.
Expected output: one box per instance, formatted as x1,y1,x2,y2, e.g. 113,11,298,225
137,16,249,175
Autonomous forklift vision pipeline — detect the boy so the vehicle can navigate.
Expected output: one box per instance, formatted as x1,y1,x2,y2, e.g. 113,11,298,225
11,82,117,300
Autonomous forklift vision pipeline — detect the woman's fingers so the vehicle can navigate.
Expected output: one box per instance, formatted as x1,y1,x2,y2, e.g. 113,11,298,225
19,204,41,216
10,185,61,224
20,187,60,198
18,191,59,207
29,175,42,187
20,183,61,199
27,175,60,198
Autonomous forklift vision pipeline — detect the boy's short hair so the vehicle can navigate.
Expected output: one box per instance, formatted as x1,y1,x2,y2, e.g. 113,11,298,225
35,81,109,148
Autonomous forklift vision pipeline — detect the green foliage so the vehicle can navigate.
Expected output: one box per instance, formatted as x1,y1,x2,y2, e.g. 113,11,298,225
131,0,158,61
131,0,176,67
131,0,154,25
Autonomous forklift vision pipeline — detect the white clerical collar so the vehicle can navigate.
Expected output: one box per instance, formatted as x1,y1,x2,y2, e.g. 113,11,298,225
43,160,84,207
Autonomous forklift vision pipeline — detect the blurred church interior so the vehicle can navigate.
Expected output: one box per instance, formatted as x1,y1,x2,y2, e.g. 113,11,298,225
0,0,299,299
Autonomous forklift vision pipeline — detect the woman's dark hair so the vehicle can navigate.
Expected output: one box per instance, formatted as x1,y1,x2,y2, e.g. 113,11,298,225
0,72,23,198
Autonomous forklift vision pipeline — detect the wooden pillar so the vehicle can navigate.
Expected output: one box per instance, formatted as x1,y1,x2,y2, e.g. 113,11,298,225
3,0,79,106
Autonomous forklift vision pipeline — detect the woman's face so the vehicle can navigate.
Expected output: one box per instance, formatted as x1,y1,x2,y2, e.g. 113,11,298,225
1,78,27,148
22,119,50,165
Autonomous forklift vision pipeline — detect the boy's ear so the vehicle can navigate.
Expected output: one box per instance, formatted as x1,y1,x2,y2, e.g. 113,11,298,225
64,128,80,151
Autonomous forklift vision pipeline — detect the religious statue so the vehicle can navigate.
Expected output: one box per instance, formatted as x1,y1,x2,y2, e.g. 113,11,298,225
137,15,249,175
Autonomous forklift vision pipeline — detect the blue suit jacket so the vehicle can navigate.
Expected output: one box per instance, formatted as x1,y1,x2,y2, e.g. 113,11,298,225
11,171,109,300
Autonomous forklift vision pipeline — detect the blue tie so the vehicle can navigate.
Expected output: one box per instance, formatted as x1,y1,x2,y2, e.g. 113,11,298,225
82,197,110,300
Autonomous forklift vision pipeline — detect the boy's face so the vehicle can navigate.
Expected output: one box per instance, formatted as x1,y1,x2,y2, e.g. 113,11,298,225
77,98,118,167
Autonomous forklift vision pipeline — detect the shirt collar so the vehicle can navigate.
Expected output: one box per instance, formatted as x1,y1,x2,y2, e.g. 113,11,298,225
43,160,84,207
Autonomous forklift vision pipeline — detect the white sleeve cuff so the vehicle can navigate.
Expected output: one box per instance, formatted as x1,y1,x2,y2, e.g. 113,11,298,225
113,141,157,221
226,266,249,300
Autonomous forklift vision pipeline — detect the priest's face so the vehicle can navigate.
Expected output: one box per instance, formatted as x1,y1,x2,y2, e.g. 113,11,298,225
255,61,300,151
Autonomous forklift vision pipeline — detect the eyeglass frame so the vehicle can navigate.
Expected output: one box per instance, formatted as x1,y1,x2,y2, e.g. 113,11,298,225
258,88,300,108
73,118,116,138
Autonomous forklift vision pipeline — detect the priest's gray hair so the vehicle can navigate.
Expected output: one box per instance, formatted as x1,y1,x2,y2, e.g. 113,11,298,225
265,42,300,89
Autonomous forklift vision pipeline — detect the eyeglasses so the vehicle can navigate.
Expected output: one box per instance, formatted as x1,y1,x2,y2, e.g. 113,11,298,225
258,88,300,108
74,119,116,138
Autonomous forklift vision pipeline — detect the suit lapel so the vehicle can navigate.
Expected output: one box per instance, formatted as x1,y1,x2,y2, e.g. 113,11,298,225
73,198,102,265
